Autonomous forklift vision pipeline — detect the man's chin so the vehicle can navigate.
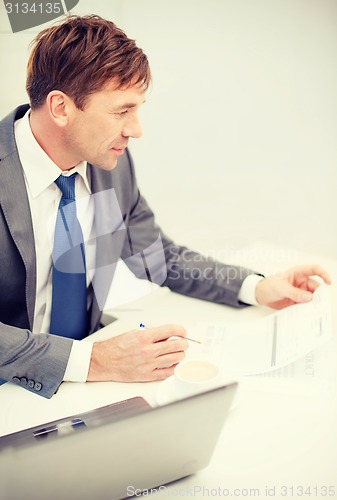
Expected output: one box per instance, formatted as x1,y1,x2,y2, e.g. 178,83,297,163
91,158,119,171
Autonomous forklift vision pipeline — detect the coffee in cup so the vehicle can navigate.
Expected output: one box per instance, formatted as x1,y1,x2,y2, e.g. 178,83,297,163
174,359,221,399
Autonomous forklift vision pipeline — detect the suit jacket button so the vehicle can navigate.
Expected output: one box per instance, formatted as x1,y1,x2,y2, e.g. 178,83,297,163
34,382,42,392
27,379,35,389
12,376,20,384
20,377,28,385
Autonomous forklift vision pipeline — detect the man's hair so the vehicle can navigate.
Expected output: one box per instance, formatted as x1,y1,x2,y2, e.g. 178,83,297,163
26,14,151,110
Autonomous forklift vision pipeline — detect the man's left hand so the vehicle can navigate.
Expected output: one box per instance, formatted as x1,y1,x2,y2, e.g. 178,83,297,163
255,265,331,310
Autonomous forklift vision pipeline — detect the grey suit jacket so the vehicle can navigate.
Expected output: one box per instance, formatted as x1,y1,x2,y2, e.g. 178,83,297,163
0,105,254,398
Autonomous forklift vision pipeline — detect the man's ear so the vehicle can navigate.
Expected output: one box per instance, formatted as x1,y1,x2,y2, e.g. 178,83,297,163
46,90,72,126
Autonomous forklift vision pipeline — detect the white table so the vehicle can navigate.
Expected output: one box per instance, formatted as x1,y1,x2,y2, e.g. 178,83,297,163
1,245,337,498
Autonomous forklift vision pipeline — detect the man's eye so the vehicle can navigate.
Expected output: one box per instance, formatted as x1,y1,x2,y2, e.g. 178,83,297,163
115,110,128,116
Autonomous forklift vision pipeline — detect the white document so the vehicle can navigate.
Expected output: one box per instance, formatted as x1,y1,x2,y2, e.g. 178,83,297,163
243,340,337,395
188,284,332,378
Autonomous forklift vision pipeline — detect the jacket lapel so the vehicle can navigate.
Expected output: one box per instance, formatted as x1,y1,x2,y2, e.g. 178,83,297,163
0,106,36,329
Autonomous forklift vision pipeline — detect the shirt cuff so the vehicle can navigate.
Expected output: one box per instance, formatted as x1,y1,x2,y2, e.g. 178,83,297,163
63,340,93,382
238,274,265,306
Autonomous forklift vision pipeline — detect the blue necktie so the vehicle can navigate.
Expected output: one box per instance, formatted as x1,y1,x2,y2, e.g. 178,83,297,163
50,174,88,339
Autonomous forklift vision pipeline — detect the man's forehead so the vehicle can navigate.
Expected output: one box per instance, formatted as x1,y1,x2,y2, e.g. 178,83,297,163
104,76,145,92
98,79,146,103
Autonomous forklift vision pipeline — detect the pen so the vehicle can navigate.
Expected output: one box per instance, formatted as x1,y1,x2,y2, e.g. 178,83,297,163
139,323,202,344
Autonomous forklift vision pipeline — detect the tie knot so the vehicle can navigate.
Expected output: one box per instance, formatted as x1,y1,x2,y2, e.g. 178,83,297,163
55,173,77,200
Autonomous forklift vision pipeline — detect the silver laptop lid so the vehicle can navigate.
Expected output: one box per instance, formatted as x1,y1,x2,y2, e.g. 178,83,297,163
0,382,237,500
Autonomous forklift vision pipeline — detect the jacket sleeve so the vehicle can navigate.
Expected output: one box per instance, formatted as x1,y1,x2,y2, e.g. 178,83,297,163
121,151,257,308
0,323,73,398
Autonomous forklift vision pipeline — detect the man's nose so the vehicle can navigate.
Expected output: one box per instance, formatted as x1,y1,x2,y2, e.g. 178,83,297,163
122,114,142,139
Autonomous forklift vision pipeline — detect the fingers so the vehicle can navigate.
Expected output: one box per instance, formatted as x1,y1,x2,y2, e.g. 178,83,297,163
151,365,179,381
155,351,186,370
149,352,187,381
286,265,331,303
307,265,331,284
152,337,188,357
290,264,331,285
282,282,313,304
137,325,187,380
141,324,187,343
144,327,188,370
306,277,321,293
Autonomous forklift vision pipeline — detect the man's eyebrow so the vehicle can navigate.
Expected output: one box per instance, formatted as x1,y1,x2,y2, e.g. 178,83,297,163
113,100,146,111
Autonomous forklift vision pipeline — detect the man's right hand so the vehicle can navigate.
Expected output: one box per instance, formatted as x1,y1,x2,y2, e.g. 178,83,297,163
87,324,188,383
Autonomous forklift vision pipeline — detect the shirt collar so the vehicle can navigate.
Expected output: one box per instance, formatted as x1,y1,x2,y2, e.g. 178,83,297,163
14,109,91,199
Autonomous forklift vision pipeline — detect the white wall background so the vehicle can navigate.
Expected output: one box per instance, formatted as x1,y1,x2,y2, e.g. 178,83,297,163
0,0,336,266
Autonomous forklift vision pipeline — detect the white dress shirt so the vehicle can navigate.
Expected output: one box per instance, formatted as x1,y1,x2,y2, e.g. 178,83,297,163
13,109,261,384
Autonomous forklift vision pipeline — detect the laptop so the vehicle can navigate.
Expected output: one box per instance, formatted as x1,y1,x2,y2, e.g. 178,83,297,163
0,382,237,500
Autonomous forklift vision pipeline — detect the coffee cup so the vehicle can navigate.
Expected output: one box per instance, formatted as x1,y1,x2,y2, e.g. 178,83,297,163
174,358,222,399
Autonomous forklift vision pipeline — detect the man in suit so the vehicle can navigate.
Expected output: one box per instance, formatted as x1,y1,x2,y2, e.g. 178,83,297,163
0,15,330,398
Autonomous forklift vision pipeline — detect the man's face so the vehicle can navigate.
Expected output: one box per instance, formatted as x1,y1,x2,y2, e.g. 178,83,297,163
64,80,145,170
